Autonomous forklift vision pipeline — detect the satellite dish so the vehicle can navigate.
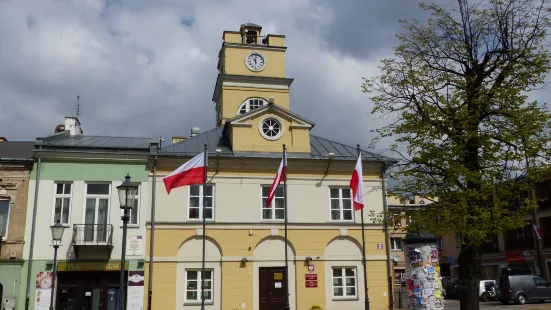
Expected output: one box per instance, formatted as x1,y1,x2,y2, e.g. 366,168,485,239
393,255,400,262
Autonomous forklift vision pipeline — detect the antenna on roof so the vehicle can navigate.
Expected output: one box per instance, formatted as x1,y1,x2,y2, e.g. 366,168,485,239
76,95,80,118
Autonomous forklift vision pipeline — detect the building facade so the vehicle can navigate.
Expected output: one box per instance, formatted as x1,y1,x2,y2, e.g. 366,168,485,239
20,117,155,310
0,140,34,310
145,24,395,310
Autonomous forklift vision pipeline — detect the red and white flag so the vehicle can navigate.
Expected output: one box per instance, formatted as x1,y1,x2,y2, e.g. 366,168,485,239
533,224,544,240
163,152,207,194
266,151,287,207
350,154,364,210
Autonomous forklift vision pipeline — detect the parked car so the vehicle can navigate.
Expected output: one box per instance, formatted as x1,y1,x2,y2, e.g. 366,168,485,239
442,276,459,299
479,280,496,302
497,274,551,304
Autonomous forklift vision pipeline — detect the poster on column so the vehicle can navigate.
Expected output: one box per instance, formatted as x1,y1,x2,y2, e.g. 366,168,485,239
127,271,145,310
35,272,53,310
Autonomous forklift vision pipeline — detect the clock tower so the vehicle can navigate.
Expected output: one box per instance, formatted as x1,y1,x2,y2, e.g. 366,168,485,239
212,23,294,126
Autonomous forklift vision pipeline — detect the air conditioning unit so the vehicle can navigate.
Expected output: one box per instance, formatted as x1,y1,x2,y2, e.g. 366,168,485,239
3,297,16,310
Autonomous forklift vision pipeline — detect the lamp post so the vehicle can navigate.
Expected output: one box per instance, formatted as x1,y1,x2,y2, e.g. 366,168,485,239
49,220,66,310
116,174,139,310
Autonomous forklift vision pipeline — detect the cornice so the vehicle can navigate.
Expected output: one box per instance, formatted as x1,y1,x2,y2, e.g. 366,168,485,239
222,42,287,52
212,74,294,102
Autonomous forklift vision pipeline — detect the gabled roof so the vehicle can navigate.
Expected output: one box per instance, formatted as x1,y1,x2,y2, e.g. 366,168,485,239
36,131,153,152
0,141,34,160
226,103,315,129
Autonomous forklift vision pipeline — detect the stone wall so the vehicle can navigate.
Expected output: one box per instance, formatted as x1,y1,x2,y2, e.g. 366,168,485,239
0,163,31,260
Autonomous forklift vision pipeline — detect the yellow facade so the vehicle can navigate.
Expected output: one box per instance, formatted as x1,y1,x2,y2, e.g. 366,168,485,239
147,23,392,310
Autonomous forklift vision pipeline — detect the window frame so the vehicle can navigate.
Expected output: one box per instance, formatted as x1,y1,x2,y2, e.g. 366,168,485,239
261,185,285,221
237,98,267,115
0,199,11,241
331,267,358,300
120,187,140,228
82,183,112,225
188,185,215,221
184,269,214,304
329,188,355,222
51,182,73,226
390,237,403,251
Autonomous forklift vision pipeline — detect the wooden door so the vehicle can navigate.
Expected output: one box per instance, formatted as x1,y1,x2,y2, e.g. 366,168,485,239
259,267,287,310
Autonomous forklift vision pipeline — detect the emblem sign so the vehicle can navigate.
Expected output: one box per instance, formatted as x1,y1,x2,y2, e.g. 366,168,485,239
308,264,315,273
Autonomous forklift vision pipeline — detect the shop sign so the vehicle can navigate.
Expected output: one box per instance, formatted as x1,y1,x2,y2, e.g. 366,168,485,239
305,274,318,288
57,261,129,271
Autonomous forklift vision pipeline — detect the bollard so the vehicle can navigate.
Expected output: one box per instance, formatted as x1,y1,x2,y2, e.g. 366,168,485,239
402,232,444,310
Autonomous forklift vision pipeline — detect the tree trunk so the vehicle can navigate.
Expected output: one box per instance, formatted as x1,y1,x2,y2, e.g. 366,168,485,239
458,244,482,310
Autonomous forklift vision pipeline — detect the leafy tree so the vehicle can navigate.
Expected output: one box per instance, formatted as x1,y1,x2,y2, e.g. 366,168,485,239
363,0,551,308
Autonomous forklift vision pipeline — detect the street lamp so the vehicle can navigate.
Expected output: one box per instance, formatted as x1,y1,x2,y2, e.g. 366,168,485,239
116,174,139,310
49,220,66,310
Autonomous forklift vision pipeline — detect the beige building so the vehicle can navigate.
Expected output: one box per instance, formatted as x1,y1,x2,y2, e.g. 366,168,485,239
0,139,34,307
145,23,396,310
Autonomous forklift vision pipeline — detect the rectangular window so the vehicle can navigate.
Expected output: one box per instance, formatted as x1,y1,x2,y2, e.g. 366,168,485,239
516,227,526,239
332,267,357,299
84,184,110,242
262,186,284,220
185,270,213,303
53,183,72,225
189,185,213,220
330,188,353,221
394,268,406,285
0,200,10,240
390,237,403,250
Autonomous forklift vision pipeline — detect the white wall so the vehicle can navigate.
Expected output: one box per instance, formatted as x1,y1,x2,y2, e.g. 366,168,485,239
152,175,384,224
23,179,150,260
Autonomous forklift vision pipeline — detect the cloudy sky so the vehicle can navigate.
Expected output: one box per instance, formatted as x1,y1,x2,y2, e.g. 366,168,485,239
0,0,433,153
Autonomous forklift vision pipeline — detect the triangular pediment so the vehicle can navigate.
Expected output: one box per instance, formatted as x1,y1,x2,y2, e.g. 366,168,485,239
226,103,315,129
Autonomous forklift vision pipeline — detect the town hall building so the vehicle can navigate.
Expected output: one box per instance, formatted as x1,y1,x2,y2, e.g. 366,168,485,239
145,24,396,310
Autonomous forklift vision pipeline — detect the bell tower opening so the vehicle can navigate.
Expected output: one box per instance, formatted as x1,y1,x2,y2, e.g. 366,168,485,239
240,23,266,45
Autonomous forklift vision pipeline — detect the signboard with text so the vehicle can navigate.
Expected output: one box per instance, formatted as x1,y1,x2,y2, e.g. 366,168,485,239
305,274,318,288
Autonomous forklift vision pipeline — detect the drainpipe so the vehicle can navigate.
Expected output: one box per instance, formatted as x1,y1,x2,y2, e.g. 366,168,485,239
381,163,394,310
147,150,158,310
25,156,41,310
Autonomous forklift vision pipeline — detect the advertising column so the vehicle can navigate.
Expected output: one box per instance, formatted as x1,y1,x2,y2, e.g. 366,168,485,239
403,232,444,310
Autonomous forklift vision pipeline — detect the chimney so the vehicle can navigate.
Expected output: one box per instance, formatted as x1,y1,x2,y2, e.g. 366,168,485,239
64,117,83,136
190,126,200,137
172,136,188,144
0,137,7,142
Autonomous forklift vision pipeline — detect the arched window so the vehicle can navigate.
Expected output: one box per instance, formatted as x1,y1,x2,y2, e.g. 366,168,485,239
237,98,267,115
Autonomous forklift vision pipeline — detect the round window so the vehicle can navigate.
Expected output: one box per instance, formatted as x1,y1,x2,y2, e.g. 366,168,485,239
260,117,283,140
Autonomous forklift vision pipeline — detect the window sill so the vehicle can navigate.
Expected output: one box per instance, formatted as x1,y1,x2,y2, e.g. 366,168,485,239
120,225,140,229
329,220,355,223
332,297,359,301
184,301,214,306
187,219,215,222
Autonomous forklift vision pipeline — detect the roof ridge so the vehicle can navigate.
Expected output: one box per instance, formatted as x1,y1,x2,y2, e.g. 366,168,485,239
310,134,395,161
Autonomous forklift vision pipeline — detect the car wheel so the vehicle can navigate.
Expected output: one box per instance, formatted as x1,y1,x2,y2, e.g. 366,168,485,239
481,293,490,302
515,294,527,305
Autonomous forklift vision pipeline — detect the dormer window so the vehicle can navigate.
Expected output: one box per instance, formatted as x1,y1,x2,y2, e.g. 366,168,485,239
238,98,267,115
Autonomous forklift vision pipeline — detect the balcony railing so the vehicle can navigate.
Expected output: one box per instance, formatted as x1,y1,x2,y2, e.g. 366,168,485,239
242,34,268,45
72,224,114,247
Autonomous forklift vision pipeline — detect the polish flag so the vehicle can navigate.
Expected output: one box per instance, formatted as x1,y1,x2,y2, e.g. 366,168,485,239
534,224,544,240
163,152,207,194
266,151,287,207
350,154,364,210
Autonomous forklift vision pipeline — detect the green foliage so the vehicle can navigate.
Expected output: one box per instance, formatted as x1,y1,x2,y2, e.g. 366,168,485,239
363,0,551,247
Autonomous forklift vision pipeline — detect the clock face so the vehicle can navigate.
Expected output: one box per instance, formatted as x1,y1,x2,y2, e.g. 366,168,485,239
40,275,52,289
246,52,265,71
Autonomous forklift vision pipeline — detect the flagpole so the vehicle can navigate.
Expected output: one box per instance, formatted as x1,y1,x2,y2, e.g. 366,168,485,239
201,144,208,310
283,144,291,310
357,145,370,310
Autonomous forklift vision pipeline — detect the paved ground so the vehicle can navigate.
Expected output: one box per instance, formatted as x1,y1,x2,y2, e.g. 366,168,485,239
395,299,551,310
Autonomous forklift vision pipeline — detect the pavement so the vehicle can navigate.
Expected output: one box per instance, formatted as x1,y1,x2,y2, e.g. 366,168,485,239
395,298,551,310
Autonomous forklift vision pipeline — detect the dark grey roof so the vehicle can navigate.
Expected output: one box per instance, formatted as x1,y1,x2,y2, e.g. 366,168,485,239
160,127,232,156
241,23,262,28
37,132,153,151
159,127,396,164
0,142,34,160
